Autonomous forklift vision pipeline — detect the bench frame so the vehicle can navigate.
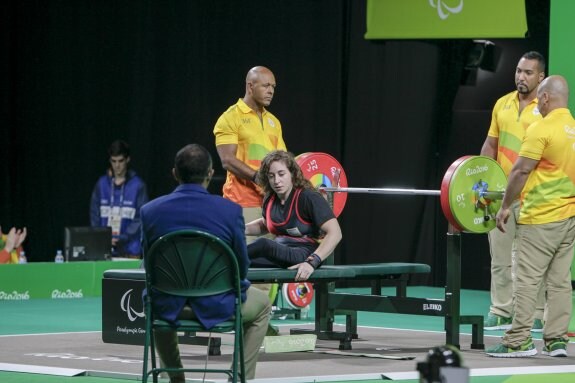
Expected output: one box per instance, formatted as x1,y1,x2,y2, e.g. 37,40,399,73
102,228,483,353
247,229,483,351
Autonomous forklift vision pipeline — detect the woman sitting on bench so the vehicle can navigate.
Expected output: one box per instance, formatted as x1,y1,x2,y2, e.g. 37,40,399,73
245,150,342,281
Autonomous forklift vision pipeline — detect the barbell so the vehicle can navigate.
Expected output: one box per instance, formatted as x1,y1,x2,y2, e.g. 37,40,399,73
295,152,507,234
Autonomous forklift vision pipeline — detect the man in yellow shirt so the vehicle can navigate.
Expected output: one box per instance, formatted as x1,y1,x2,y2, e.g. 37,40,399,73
214,66,287,239
214,67,287,334
480,51,546,331
486,75,575,358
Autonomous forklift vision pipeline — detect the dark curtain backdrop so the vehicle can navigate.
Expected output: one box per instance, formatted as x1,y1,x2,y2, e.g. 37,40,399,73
2,0,549,289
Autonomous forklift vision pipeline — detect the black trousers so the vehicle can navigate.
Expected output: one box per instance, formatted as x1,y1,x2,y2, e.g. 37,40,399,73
247,237,315,268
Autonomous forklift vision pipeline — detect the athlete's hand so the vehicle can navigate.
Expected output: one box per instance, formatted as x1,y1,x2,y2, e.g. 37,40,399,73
289,262,315,281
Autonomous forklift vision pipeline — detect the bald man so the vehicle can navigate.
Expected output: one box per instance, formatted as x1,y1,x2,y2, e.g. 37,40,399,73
214,66,287,239
486,75,575,358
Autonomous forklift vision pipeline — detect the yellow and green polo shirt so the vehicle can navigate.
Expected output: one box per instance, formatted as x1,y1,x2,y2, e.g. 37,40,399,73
214,98,287,207
518,108,575,224
487,90,542,176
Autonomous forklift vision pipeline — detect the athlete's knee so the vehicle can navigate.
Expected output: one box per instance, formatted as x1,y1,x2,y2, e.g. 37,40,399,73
248,237,274,257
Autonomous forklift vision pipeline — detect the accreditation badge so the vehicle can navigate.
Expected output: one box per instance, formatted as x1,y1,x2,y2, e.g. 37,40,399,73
108,206,122,235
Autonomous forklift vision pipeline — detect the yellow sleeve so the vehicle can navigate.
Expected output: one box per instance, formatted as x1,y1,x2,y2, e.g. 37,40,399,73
214,112,239,146
487,96,505,138
519,122,546,161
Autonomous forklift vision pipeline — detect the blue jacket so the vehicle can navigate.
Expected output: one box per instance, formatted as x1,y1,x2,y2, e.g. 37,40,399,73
140,183,250,329
90,170,148,256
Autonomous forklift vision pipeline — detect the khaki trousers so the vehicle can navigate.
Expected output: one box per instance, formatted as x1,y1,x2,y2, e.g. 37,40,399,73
503,217,575,347
153,287,271,382
487,200,545,320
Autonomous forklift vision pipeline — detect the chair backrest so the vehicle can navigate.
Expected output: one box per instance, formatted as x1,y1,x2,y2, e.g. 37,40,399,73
144,229,240,298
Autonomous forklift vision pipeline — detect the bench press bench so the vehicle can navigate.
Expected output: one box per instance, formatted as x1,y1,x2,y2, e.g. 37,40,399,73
248,263,432,350
102,259,483,352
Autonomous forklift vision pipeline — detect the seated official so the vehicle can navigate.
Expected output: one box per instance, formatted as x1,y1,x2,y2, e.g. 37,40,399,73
0,226,27,264
140,144,271,383
246,150,342,282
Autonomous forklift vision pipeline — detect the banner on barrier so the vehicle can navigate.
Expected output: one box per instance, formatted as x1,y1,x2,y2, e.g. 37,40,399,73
0,261,140,300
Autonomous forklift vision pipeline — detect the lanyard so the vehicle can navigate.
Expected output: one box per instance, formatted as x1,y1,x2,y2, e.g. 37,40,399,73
108,178,126,237
109,178,125,207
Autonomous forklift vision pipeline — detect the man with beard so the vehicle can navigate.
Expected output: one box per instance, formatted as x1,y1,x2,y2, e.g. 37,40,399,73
480,51,546,332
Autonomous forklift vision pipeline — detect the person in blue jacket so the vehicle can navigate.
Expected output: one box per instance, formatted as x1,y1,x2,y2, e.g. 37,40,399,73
90,140,148,258
140,143,271,382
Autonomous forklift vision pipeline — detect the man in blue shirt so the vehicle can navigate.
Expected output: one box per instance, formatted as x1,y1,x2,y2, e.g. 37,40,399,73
140,143,271,382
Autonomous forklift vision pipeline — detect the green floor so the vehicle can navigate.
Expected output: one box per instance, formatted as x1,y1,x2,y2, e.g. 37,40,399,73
0,286,494,336
2,371,575,383
4,286,574,337
2,286,575,383
0,373,139,383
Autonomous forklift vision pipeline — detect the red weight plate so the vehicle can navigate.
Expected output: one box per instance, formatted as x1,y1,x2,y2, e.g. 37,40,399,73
295,152,313,161
295,152,348,217
282,282,314,308
440,156,471,232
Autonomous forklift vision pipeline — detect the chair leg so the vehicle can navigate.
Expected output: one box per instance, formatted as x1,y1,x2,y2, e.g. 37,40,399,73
239,321,246,383
142,340,149,383
229,331,237,383
150,328,158,383
142,317,151,383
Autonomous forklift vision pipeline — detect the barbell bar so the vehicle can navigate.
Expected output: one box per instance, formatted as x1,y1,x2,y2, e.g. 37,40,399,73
295,153,507,234
321,187,505,200
321,187,441,196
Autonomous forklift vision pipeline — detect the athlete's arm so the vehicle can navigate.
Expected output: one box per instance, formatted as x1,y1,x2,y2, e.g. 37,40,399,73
310,218,342,262
245,217,268,236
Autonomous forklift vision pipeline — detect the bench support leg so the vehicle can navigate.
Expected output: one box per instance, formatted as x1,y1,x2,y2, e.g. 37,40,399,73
345,311,358,339
445,228,461,349
291,281,355,349
445,227,485,349
460,315,485,349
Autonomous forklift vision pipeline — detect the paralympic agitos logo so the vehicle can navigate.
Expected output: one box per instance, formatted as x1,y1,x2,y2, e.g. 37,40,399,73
120,289,145,322
429,0,464,20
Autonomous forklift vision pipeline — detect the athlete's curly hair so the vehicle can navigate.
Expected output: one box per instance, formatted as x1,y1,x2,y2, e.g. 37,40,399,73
256,150,314,197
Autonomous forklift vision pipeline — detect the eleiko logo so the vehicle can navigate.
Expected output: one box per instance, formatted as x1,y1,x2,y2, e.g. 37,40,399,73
423,303,443,311
429,0,463,20
120,289,145,322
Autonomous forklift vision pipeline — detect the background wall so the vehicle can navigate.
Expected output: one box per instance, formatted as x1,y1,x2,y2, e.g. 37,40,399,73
1,0,550,289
